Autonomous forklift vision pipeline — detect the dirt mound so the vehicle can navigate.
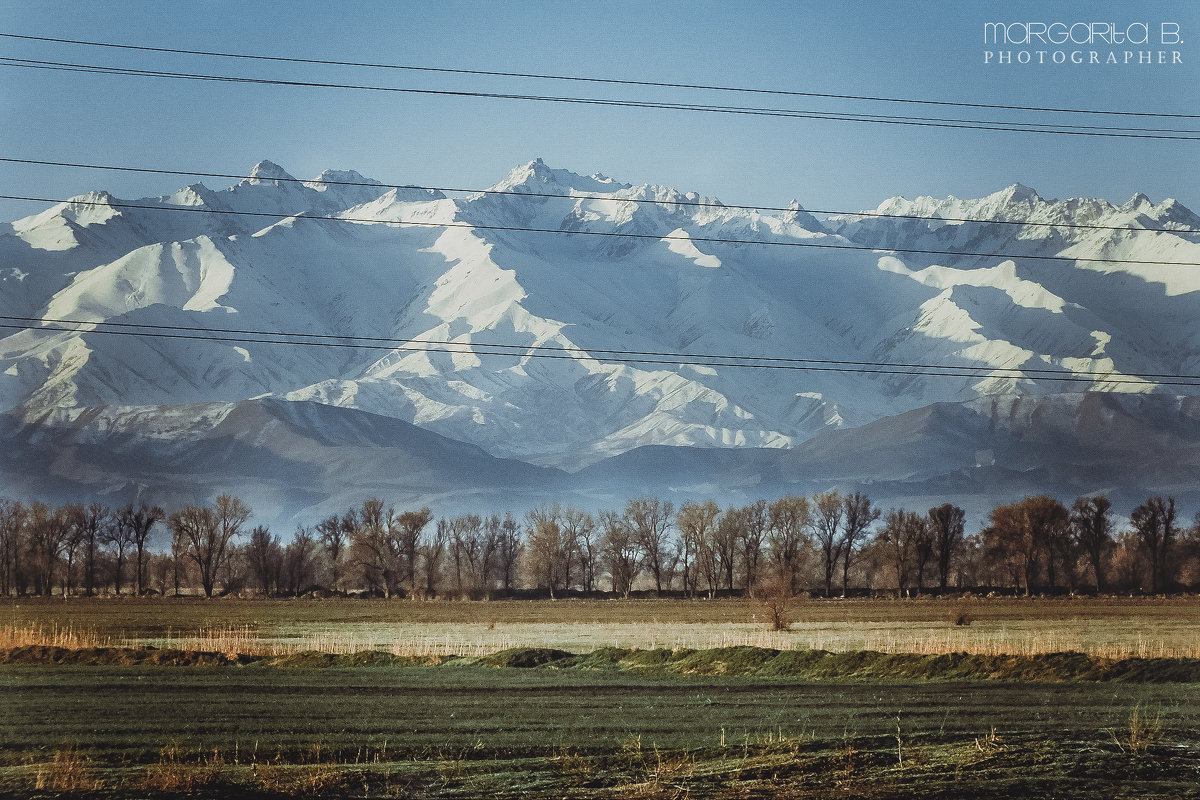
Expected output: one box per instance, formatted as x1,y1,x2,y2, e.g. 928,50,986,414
0,644,248,666
491,645,1200,683
481,647,575,668
3,643,1199,682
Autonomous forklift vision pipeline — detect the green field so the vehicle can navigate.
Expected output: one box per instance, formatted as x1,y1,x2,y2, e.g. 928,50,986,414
2,596,1199,798
2,661,1199,798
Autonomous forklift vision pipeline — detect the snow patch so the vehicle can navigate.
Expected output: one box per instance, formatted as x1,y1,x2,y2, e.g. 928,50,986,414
663,229,721,268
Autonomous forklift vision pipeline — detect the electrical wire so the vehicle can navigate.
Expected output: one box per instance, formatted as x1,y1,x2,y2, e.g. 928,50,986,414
2,56,1198,141
3,156,1195,235
0,318,1186,387
2,31,1195,120
1,314,1190,383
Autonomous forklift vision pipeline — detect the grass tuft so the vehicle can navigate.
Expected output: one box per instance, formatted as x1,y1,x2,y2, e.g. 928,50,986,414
1123,705,1165,755
143,741,227,792
33,748,96,792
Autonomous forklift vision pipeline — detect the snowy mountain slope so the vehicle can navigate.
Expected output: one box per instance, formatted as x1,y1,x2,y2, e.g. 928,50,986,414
830,186,1200,397
0,398,567,528
2,159,1198,492
573,392,1200,524
7,391,1197,530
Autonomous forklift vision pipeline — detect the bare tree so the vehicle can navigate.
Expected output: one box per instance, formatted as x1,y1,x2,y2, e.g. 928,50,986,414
101,510,135,595
0,499,28,597
421,518,449,597
525,505,563,597
449,514,486,597
1130,496,1177,593
393,508,433,596
678,500,720,597
282,526,319,594
1025,496,1070,591
912,513,936,593
1109,530,1147,591
316,511,350,593
986,500,1030,592
116,502,165,596
811,490,844,597
1071,496,1113,592
928,503,966,591
478,514,504,597
713,506,741,592
625,497,675,595
875,509,926,596
245,525,282,595
982,496,1068,593
1184,515,1200,589
567,508,600,592
169,494,250,597
169,521,188,596
27,502,71,596
495,513,522,594
560,507,597,593
738,499,769,590
146,551,172,596
600,510,640,597
350,498,399,596
59,504,85,596
840,492,880,596
77,503,110,596
766,495,810,594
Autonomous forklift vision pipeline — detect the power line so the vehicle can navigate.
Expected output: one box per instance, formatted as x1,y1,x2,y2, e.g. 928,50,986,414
3,57,1198,141
2,31,1195,120
2,314,1190,383
2,193,1196,268
4,156,1196,235
0,318,1186,387
0,55,1191,138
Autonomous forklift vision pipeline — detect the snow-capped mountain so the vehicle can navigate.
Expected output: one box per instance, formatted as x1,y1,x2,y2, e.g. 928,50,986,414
2,159,1198,521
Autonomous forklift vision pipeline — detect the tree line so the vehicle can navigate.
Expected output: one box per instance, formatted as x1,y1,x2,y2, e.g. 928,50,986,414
1,491,1198,599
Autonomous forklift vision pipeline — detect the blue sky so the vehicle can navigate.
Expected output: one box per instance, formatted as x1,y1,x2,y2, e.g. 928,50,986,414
1,0,1197,221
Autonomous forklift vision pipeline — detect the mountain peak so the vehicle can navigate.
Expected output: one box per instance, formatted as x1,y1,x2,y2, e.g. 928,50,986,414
246,160,296,183
776,199,827,232
488,159,631,196
777,199,803,217
993,183,1043,204
163,184,215,207
71,190,116,206
306,169,382,191
1122,192,1153,210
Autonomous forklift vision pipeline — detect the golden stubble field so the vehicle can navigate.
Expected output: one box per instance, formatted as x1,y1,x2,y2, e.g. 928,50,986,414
3,594,1199,659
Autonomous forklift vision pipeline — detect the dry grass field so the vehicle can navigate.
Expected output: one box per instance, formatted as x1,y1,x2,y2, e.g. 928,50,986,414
3,594,1199,658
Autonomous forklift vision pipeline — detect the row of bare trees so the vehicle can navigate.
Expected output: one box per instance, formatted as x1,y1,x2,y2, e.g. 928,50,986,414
978,495,1191,595
2,491,1199,598
0,499,164,597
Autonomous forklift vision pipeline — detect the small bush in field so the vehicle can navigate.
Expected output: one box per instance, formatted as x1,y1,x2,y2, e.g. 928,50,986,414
752,574,796,631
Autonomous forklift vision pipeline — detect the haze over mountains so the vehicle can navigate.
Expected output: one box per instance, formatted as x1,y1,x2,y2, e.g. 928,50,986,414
2,159,1198,526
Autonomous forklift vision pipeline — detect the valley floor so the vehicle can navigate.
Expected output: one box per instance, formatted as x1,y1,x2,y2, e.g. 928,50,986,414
2,596,1199,798
2,661,1199,798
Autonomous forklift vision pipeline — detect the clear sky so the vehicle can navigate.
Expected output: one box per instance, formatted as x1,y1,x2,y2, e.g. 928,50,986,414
1,0,1197,221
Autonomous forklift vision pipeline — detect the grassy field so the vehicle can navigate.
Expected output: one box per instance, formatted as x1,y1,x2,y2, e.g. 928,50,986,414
1,661,1199,798
4,594,1200,658
1,596,1199,798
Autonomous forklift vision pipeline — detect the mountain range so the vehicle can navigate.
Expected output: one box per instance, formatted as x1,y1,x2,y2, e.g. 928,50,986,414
2,159,1198,528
